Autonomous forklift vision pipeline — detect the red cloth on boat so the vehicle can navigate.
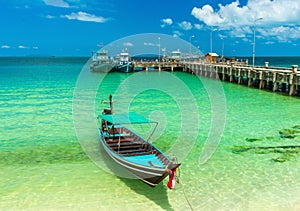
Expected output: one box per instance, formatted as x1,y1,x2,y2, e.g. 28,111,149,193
167,168,177,189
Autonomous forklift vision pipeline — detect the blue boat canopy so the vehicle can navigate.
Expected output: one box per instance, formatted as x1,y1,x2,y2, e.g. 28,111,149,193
98,112,156,124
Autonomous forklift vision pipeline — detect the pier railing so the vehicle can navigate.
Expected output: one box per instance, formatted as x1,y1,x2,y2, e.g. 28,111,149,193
184,61,300,96
132,61,300,96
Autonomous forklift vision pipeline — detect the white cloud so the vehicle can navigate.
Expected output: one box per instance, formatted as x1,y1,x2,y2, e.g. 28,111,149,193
1,45,39,50
191,0,300,42
259,26,300,42
144,42,156,46
123,42,133,47
46,15,55,19
242,38,250,43
228,26,251,38
173,30,183,37
192,4,226,26
178,21,192,30
18,45,28,49
43,0,70,8
62,12,107,23
265,41,275,45
161,18,173,28
194,23,203,30
191,0,300,27
1,45,10,49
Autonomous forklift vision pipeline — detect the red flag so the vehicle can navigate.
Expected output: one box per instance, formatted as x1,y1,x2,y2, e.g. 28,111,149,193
167,168,177,189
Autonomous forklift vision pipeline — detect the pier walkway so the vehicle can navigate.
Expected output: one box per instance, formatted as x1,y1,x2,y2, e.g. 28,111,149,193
132,61,300,96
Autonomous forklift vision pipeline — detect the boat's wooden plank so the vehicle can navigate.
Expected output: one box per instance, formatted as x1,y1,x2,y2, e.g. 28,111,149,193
105,138,135,143
110,145,143,150
106,142,144,147
124,151,155,156
104,135,134,140
106,135,136,140
117,149,146,154
107,141,143,146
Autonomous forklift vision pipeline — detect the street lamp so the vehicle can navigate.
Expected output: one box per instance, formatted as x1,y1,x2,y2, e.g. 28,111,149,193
158,37,161,61
210,28,217,53
221,37,224,59
189,35,195,57
252,17,263,68
162,48,166,62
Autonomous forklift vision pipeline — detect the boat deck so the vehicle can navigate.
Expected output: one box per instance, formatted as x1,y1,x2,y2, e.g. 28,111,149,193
123,154,165,168
101,121,170,169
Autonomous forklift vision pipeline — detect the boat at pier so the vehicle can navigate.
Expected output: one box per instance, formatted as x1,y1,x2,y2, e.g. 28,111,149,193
170,50,181,62
97,95,180,187
115,51,133,73
90,50,116,73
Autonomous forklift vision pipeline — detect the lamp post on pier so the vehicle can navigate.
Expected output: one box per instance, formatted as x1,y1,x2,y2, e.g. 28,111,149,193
209,28,217,63
158,37,161,61
210,28,217,53
221,37,224,59
189,35,195,58
252,17,263,69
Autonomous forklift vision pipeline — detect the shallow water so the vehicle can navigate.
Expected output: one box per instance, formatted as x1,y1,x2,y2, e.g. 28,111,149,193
1,57,300,210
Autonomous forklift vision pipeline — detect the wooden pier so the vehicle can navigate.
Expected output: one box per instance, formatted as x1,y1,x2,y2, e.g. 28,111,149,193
132,61,300,96
133,61,185,72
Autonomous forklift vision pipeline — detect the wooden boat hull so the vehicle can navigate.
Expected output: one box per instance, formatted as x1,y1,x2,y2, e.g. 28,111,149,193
99,132,172,186
90,62,115,73
97,110,180,187
116,63,133,73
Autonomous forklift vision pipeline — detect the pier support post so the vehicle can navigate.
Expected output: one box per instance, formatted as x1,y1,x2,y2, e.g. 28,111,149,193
237,69,242,84
289,65,298,96
222,66,225,81
273,73,279,92
196,64,200,75
158,65,161,72
229,62,235,82
210,65,214,78
247,69,253,87
248,78,253,87
259,71,265,89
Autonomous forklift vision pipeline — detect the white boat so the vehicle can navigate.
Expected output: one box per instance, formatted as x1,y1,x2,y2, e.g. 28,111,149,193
90,50,115,73
170,50,181,62
116,51,133,73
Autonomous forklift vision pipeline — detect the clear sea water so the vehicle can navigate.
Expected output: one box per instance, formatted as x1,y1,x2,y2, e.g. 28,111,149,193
1,57,300,210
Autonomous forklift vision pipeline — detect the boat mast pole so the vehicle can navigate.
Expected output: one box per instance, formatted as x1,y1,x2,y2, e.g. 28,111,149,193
147,122,158,142
109,94,113,114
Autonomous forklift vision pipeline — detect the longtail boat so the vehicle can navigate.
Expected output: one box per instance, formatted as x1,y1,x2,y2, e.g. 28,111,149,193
97,95,180,187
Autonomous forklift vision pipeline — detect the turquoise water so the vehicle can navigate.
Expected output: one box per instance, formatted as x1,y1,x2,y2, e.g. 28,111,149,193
238,56,300,67
1,57,300,210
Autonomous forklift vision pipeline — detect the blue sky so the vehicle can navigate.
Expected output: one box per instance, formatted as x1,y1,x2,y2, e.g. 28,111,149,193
1,0,300,56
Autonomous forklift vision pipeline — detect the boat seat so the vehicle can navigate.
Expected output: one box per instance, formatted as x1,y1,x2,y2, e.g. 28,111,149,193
109,144,142,150
108,142,142,147
123,151,155,157
107,138,136,143
103,132,133,139
118,149,146,154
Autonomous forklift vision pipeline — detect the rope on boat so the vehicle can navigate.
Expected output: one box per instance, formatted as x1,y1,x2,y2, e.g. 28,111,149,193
173,157,194,211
